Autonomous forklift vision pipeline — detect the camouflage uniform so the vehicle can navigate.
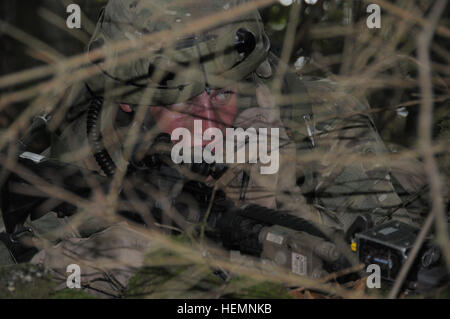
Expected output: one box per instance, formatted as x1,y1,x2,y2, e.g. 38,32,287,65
0,0,429,297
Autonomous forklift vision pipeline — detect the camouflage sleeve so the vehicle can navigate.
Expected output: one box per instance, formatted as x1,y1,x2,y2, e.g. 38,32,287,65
302,79,422,231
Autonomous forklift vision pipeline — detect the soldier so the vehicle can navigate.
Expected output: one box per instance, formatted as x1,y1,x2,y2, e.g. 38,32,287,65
0,0,431,297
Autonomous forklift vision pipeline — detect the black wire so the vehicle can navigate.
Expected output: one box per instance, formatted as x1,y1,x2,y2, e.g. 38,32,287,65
86,96,116,177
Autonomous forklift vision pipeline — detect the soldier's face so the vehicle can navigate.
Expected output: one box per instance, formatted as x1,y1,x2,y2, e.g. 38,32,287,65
149,88,238,146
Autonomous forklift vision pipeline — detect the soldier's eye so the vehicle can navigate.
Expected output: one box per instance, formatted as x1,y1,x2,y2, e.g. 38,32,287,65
212,90,235,105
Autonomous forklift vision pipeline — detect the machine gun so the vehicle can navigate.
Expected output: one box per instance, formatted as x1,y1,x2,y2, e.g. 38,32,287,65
0,151,447,289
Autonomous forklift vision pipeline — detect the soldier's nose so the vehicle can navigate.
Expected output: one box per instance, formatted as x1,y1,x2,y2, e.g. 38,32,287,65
192,91,217,131
192,91,212,109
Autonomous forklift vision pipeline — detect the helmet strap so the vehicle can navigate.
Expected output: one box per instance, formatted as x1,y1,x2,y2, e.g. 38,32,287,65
195,40,213,96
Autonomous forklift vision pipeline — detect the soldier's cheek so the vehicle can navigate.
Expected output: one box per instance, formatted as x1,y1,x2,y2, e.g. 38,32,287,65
215,96,239,130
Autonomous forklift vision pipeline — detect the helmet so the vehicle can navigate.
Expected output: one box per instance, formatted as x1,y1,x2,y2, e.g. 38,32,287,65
85,0,271,106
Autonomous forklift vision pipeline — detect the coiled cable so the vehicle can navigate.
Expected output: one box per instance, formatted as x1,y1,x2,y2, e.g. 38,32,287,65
86,97,116,177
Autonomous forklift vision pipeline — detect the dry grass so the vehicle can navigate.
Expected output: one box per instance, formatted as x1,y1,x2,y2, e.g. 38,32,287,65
0,0,449,299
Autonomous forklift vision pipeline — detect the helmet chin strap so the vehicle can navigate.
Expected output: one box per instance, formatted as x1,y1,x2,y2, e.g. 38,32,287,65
195,40,212,96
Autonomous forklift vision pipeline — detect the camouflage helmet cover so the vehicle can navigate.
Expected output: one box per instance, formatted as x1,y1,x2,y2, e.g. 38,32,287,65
86,0,270,106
